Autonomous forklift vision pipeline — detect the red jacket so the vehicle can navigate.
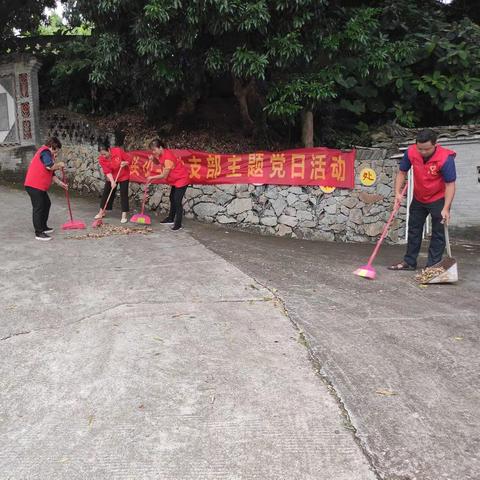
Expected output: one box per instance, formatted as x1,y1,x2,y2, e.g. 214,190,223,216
408,145,456,203
99,147,131,182
24,146,55,191
152,149,189,188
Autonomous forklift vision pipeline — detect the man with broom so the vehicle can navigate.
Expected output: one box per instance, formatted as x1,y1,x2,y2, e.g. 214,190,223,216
389,129,457,271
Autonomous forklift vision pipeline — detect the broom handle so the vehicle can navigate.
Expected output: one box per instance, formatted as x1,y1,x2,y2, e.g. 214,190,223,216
61,168,74,222
367,183,408,266
444,223,452,258
100,167,123,214
141,183,148,215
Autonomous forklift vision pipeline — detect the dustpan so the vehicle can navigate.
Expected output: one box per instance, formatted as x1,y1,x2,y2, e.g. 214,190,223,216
130,183,151,225
424,224,458,284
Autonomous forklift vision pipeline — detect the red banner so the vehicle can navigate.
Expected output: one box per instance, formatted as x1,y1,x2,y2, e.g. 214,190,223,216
128,147,355,188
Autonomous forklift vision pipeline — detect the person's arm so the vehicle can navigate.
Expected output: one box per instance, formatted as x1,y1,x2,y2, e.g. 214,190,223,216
146,154,173,183
394,170,408,205
440,155,457,224
147,168,171,183
46,162,64,172
441,182,456,224
394,151,411,205
52,175,68,190
98,156,116,186
41,150,65,172
106,173,116,188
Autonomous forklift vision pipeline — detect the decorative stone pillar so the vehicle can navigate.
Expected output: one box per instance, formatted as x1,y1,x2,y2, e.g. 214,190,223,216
0,54,42,180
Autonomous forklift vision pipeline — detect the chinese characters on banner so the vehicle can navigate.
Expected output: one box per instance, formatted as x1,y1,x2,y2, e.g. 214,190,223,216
128,148,356,188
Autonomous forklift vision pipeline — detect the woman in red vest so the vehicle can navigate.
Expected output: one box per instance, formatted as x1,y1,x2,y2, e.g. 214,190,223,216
389,129,457,270
95,140,131,223
24,137,68,241
146,139,189,230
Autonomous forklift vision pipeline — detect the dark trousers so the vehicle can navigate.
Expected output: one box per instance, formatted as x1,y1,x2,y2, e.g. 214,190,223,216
26,186,51,235
100,180,129,212
404,197,446,268
165,185,188,228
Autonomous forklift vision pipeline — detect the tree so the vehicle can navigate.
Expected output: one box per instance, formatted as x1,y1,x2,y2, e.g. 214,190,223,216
0,0,55,49
30,0,480,145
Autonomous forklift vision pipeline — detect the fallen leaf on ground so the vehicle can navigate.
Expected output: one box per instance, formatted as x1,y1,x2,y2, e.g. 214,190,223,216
375,389,397,396
88,414,95,427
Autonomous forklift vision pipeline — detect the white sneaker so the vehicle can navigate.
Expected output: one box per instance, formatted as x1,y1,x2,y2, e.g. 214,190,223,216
121,216,128,224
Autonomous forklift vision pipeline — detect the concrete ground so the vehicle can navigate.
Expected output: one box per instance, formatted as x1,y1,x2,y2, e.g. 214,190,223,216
0,184,376,480
191,218,480,480
1,183,478,480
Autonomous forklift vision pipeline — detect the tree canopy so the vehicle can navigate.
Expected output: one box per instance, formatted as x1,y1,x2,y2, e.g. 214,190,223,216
2,0,479,147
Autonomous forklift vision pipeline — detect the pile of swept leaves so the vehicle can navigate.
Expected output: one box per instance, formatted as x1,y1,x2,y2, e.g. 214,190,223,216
415,266,446,284
66,224,153,240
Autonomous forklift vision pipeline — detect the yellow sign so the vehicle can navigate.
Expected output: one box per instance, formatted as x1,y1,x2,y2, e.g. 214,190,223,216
360,168,377,186
320,186,336,193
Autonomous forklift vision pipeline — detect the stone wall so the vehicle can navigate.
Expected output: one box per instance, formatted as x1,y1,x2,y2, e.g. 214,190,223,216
42,110,405,243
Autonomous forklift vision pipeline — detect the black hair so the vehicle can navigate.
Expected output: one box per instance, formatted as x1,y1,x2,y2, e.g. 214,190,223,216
45,136,62,150
149,138,166,149
98,137,110,152
416,129,437,145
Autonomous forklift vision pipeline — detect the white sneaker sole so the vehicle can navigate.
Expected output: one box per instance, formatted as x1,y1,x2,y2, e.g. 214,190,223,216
35,236,52,241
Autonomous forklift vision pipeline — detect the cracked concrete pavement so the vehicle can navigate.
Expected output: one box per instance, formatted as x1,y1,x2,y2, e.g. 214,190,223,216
0,184,377,480
191,220,480,480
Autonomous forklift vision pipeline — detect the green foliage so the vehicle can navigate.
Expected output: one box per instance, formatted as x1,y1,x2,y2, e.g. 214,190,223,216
12,0,480,145
0,0,56,49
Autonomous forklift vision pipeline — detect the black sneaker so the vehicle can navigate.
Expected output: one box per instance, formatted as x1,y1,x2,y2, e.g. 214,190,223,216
160,218,174,224
43,227,54,234
171,225,182,231
35,232,52,241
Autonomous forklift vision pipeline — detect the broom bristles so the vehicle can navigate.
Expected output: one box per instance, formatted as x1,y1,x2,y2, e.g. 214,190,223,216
353,266,376,279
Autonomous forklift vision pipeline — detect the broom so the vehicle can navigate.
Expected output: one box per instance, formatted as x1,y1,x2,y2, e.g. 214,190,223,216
130,182,151,225
353,183,408,280
61,168,86,230
92,167,123,228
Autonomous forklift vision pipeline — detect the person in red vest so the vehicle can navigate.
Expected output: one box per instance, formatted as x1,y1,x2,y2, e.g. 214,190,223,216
389,129,456,271
146,139,190,231
24,137,68,241
95,140,131,223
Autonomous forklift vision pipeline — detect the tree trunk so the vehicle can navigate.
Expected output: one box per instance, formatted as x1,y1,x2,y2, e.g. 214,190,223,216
175,92,201,124
301,109,314,147
233,77,255,135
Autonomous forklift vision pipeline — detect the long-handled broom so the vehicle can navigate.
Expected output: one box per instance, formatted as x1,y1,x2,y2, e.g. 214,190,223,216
353,183,408,280
92,167,123,228
130,182,151,225
61,168,86,230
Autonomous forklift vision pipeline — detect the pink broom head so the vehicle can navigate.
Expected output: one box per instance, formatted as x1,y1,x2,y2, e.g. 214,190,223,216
130,213,151,225
353,264,376,280
91,218,103,228
62,219,86,230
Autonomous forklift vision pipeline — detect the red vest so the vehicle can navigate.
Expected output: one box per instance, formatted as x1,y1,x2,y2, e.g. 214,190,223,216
408,145,456,204
99,147,130,182
24,146,55,191
156,149,189,187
